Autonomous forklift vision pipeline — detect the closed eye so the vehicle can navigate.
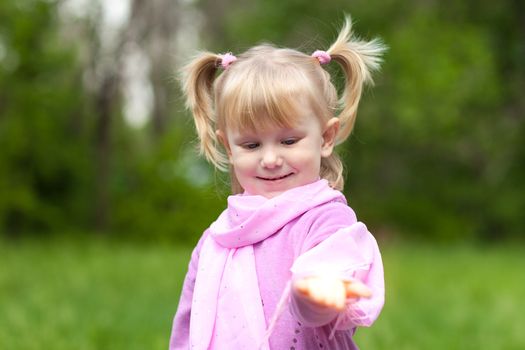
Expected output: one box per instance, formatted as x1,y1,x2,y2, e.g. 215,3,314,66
282,138,298,145
242,142,260,150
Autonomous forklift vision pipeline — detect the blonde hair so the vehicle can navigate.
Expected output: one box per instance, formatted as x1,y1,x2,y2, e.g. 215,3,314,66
180,15,386,193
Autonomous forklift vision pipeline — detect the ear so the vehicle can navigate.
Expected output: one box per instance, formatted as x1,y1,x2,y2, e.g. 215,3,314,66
321,118,340,158
216,129,233,162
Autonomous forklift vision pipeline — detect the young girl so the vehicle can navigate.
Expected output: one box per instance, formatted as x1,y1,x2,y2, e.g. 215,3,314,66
170,16,386,350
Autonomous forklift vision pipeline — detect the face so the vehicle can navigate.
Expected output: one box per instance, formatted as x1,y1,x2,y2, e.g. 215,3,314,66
219,107,339,199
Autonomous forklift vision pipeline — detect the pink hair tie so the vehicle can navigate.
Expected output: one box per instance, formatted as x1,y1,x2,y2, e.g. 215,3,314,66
220,52,237,69
312,50,331,65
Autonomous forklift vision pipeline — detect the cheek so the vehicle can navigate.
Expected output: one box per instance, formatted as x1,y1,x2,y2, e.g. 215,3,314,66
289,145,322,166
230,152,257,173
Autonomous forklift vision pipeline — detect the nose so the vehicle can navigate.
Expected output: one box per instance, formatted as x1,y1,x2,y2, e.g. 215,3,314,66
260,146,283,169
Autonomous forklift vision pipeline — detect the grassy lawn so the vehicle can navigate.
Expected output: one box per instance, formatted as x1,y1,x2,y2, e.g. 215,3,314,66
1,238,524,349
354,243,525,349
0,238,191,350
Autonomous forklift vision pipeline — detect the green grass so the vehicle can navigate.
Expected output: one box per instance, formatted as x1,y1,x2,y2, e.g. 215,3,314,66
0,238,191,350
1,239,524,349
354,243,525,349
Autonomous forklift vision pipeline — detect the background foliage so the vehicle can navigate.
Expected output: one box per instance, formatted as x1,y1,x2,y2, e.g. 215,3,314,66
0,0,524,243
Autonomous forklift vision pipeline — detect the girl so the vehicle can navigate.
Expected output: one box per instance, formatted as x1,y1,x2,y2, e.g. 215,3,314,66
170,16,386,350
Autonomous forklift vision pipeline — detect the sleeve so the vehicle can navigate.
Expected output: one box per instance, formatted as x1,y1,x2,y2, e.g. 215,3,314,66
288,220,385,330
169,231,209,350
333,230,384,330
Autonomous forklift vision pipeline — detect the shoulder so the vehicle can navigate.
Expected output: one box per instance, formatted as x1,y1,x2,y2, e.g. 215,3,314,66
301,200,357,228
292,200,359,255
189,228,212,262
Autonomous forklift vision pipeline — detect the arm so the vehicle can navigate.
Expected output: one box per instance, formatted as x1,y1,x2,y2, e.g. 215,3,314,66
289,222,384,329
331,238,384,329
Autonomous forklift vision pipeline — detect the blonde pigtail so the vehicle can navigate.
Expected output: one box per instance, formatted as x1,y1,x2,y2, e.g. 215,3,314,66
180,52,228,170
320,155,344,191
327,15,387,143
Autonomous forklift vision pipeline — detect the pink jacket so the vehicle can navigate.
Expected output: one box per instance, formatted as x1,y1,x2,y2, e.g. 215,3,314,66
170,180,384,349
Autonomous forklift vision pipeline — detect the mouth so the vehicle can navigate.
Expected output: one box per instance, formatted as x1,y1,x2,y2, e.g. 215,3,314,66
256,173,294,181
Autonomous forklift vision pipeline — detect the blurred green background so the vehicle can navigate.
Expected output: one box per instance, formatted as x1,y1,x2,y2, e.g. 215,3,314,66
1,0,524,349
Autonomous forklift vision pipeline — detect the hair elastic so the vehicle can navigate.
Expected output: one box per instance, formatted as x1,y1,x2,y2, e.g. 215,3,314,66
312,50,331,65
220,52,237,69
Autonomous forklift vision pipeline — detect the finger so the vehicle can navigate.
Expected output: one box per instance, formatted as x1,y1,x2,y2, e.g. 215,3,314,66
308,281,327,304
345,281,372,298
293,278,310,296
312,280,345,310
332,294,345,311
327,283,346,310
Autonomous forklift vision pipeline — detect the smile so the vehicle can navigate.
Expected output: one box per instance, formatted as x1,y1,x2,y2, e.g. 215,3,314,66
257,173,294,181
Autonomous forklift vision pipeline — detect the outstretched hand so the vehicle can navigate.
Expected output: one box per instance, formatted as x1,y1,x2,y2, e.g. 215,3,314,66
293,276,372,311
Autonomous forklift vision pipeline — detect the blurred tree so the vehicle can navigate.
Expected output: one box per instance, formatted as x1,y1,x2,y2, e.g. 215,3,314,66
0,0,92,236
0,0,523,243
126,0,181,136
0,0,224,242
71,0,190,234
77,1,124,232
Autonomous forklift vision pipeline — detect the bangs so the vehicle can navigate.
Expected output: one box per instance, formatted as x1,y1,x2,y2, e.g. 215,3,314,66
216,61,319,132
